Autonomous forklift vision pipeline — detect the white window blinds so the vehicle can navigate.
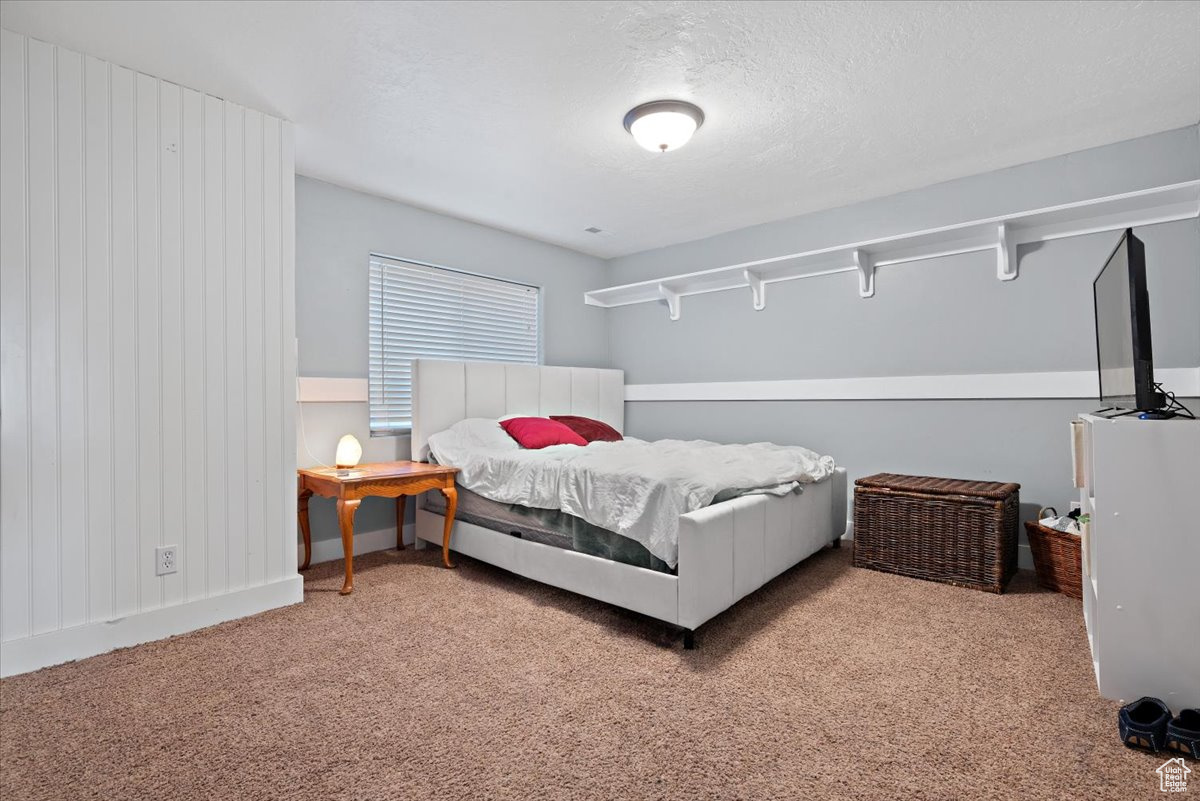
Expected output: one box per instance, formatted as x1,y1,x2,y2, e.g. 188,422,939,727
368,255,540,435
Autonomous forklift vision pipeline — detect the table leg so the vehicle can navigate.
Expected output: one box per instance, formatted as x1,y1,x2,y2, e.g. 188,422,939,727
298,489,313,571
336,498,361,595
396,495,406,550
439,486,457,569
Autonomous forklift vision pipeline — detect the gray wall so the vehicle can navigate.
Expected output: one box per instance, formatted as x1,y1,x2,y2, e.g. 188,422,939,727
295,176,609,547
606,126,1200,564
293,127,1199,566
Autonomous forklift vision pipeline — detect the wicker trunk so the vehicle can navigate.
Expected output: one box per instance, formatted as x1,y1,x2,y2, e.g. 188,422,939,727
853,473,1021,593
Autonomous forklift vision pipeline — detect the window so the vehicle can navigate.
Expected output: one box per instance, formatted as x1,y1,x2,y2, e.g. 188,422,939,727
368,255,540,435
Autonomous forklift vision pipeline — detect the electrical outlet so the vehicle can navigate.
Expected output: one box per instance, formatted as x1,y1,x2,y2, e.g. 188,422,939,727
156,545,178,576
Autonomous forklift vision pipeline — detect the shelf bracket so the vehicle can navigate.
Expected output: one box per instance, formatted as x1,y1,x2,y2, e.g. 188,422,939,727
996,223,1018,281
744,269,766,311
659,284,682,321
853,249,875,298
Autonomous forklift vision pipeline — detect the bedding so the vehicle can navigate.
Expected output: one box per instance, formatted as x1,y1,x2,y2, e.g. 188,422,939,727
427,418,837,568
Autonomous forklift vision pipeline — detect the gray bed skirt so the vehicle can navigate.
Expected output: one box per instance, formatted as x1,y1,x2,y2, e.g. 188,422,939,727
423,485,673,574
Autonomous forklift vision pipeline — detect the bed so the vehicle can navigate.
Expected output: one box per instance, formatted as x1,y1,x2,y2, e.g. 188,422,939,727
411,359,847,647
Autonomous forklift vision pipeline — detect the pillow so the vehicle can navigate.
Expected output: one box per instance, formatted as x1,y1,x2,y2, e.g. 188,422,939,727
428,418,519,459
550,415,623,443
499,417,587,449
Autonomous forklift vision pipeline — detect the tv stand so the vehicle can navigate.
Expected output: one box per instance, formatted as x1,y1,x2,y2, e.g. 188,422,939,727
1073,413,1200,707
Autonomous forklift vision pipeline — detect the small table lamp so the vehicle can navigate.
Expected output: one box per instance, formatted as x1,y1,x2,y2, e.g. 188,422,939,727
335,434,363,469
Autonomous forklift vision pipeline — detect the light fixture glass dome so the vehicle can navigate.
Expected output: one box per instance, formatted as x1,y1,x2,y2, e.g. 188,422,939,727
623,100,705,153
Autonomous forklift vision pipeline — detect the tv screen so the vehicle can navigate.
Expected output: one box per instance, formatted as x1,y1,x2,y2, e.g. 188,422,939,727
1093,229,1160,411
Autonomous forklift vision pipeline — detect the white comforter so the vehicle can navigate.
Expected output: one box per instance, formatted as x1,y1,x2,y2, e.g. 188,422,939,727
427,419,836,568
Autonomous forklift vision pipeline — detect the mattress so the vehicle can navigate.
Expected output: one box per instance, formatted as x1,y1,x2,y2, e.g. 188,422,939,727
423,485,673,574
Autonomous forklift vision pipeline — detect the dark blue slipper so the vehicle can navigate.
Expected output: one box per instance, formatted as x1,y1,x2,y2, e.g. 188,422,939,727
1167,709,1200,758
1119,697,1171,752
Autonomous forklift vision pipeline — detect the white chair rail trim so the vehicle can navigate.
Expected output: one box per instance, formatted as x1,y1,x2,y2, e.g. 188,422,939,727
625,367,1200,402
296,377,369,403
298,368,1200,404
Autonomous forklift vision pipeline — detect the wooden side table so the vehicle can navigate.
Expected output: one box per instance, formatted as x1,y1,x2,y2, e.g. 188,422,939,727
297,461,460,595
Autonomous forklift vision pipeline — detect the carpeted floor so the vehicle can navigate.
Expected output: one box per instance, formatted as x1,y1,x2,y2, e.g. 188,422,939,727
0,546,1171,800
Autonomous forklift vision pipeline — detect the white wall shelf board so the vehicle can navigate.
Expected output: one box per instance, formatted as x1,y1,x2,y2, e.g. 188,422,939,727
583,181,1200,319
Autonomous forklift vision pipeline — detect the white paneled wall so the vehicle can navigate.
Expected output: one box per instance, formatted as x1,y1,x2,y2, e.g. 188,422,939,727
0,30,299,673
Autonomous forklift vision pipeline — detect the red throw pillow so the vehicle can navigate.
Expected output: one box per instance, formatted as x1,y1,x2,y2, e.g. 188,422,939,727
499,417,587,449
550,415,623,443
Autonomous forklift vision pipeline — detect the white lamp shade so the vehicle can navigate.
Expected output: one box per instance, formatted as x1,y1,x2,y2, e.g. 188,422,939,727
335,434,363,469
628,111,699,153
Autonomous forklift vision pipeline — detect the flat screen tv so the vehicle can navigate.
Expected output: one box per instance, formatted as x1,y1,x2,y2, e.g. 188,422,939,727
1093,228,1163,412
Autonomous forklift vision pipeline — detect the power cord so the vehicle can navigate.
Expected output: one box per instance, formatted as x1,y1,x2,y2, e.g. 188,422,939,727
1154,382,1196,420
297,395,334,468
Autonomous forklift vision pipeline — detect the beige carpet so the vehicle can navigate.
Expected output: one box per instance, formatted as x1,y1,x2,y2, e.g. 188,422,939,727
0,546,1171,800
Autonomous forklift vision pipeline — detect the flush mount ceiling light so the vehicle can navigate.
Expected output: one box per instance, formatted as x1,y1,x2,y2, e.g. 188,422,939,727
623,100,705,153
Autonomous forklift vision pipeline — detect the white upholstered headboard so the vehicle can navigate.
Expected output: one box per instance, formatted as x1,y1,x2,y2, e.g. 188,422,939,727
411,359,625,461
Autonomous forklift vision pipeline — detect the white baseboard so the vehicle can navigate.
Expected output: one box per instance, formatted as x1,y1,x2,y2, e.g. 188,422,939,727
304,523,415,566
0,575,304,678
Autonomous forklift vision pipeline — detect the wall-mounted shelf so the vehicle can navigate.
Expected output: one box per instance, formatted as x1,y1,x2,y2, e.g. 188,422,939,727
584,181,1200,320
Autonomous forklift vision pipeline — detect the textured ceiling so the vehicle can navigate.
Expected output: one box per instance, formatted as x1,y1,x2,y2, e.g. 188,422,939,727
2,0,1198,258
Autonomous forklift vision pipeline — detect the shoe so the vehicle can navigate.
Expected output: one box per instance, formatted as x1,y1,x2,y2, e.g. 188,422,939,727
1166,709,1200,758
1119,697,1171,752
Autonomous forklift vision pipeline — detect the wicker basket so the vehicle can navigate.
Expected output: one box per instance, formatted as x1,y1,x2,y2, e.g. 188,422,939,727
1023,520,1083,599
853,473,1020,593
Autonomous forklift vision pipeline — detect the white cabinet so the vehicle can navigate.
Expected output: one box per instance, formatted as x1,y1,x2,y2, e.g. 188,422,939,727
1075,414,1200,708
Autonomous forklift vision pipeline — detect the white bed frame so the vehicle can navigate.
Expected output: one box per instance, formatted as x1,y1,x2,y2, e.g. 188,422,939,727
411,359,847,646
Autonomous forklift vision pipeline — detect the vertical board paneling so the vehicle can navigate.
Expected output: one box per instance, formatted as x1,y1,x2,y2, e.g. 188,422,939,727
280,122,297,574
55,47,88,629
243,110,265,584
158,80,184,607
261,115,283,582
203,94,227,594
109,64,138,619
83,55,113,622
135,72,161,611
26,38,60,635
224,103,247,592
181,88,206,602
0,30,31,641
0,32,296,653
